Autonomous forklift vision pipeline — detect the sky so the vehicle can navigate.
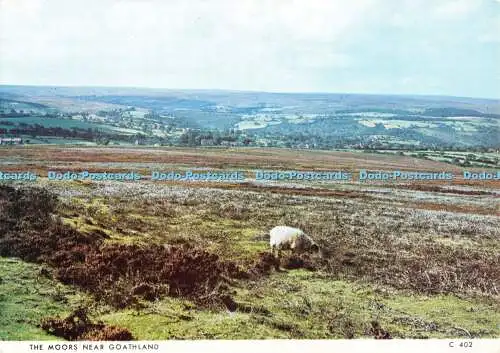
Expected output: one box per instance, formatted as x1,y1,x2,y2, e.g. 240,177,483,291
0,0,499,98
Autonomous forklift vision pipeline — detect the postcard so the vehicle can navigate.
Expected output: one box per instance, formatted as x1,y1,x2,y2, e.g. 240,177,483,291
0,1,499,352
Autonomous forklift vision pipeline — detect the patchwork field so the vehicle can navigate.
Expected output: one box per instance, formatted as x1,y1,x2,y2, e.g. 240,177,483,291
0,146,499,340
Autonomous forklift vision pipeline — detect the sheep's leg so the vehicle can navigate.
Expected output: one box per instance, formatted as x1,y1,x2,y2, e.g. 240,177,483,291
271,245,278,257
274,248,284,271
271,245,280,271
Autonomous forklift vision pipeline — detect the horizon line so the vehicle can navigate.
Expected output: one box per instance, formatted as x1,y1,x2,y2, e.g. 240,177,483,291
0,83,499,101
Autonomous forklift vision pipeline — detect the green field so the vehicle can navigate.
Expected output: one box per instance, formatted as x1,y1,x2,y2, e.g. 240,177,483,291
0,258,91,340
0,116,136,135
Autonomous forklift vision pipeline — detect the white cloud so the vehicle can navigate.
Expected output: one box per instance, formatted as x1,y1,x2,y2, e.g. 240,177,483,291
0,0,379,90
432,0,481,20
0,0,497,97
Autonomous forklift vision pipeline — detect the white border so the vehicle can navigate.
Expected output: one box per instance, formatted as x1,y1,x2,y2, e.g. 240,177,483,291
1,340,500,353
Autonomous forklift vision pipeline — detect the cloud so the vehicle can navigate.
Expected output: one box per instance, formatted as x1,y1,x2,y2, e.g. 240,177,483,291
0,0,375,89
432,0,481,20
0,0,498,97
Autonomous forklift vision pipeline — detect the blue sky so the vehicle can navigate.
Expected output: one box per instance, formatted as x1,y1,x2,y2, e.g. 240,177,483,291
0,0,499,98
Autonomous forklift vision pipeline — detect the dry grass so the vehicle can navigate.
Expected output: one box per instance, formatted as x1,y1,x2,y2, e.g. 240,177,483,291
2,145,494,173
1,146,499,339
34,178,498,298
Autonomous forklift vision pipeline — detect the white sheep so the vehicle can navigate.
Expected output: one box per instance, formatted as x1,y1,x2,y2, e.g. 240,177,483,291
269,226,319,259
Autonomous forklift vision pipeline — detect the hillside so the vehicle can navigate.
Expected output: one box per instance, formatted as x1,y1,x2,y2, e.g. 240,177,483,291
1,86,499,150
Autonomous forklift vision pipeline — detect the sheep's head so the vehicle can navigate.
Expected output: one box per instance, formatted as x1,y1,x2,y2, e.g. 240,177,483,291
299,234,321,254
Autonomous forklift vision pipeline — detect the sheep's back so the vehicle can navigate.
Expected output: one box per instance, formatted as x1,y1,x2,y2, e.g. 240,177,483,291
269,226,303,248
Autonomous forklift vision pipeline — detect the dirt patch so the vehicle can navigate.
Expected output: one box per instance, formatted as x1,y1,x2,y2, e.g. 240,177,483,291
247,252,320,277
281,254,318,271
249,252,280,277
368,320,392,339
405,201,497,216
40,308,133,341
395,184,496,196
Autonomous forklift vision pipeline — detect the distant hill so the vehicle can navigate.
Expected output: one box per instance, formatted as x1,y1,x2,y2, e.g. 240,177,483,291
0,85,499,149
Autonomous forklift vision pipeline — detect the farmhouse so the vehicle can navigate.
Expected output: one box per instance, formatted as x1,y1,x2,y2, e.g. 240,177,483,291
200,138,215,146
220,140,238,147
